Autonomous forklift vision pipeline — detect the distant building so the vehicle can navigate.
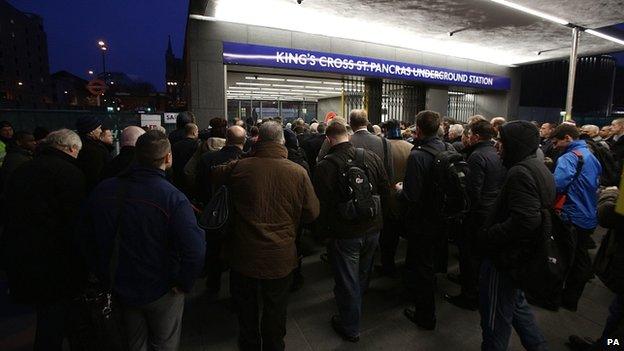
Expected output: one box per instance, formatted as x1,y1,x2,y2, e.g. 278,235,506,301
49,71,90,106
165,35,185,110
0,0,50,107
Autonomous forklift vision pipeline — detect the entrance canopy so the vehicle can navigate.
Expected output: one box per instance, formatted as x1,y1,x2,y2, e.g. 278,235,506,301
191,0,624,66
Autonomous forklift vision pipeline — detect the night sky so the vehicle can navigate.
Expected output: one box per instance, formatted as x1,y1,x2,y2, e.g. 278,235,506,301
8,0,187,91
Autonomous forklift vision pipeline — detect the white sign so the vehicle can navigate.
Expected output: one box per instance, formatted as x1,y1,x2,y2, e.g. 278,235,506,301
164,112,179,124
140,114,162,129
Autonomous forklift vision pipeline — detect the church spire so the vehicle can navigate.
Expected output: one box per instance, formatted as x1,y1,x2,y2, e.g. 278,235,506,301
166,35,173,56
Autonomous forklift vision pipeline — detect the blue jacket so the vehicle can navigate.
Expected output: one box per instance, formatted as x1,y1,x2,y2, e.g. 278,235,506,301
81,165,206,306
554,140,601,230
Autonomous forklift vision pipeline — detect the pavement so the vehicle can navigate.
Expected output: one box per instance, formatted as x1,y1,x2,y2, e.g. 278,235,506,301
0,229,614,350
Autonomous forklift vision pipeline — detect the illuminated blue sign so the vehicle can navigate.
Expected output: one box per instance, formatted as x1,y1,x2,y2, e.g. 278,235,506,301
223,42,511,90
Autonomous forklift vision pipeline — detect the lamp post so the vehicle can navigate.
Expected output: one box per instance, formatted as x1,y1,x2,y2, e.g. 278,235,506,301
98,40,107,75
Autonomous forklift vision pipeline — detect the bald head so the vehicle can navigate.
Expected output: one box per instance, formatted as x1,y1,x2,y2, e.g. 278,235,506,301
121,126,146,147
226,125,247,147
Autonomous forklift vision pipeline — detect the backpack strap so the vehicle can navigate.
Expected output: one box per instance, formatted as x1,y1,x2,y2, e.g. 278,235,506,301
565,149,585,193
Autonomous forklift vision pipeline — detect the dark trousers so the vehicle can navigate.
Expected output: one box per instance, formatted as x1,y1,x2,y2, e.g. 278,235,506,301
380,219,401,271
327,231,380,337
457,215,484,299
596,294,624,349
35,299,72,351
205,240,225,293
562,226,595,308
479,259,547,351
405,232,436,321
230,271,292,351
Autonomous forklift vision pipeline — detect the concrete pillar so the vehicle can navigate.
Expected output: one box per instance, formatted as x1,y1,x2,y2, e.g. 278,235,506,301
365,79,383,125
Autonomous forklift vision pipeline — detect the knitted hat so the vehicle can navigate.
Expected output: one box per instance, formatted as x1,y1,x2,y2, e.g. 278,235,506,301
283,128,298,149
75,116,102,135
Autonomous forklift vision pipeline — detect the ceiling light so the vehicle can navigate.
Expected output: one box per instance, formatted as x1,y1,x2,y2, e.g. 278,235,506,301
290,89,318,93
272,84,304,88
261,87,291,91
257,77,285,81
236,82,271,86
322,81,343,85
244,76,257,80
585,29,624,46
305,86,336,90
486,0,569,25
286,79,321,84
228,86,255,90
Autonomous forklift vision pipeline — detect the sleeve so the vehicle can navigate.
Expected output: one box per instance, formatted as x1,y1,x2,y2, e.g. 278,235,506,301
374,153,391,217
312,162,333,237
384,139,395,182
300,171,320,224
553,153,577,194
401,152,423,203
170,197,206,293
483,170,542,250
597,188,624,231
466,154,486,209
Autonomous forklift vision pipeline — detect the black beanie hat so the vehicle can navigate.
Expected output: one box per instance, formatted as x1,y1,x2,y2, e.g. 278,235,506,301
283,128,298,149
76,116,102,135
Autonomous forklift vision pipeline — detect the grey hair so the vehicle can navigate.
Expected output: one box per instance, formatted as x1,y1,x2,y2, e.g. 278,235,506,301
449,124,464,138
45,128,82,151
259,121,285,145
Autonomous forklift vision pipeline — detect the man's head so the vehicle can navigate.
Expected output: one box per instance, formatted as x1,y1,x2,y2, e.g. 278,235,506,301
580,124,600,138
539,122,557,139
325,121,349,146
75,115,102,139
0,121,14,141
384,119,402,139
209,117,228,139
317,122,327,135
310,122,319,133
414,110,441,139
135,130,172,170
120,126,146,147
14,131,36,152
349,109,369,131
448,124,464,140
258,121,285,145
468,120,496,145
498,121,540,168
185,123,199,139
99,128,113,145
176,111,195,129
45,129,82,158
551,123,580,150
611,118,624,137
600,125,612,139
467,115,486,126
226,125,247,148
490,117,506,133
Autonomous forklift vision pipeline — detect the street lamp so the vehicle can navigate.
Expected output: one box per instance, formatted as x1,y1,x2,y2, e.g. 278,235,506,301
98,40,107,75
88,70,94,75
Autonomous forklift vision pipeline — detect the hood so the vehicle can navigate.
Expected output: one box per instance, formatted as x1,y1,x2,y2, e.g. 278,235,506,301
205,137,226,152
499,120,540,168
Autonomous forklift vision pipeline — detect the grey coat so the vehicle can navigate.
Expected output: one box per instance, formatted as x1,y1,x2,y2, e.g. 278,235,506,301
349,129,394,181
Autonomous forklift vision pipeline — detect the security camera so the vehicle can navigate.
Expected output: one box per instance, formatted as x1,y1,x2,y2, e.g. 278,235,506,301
297,0,303,4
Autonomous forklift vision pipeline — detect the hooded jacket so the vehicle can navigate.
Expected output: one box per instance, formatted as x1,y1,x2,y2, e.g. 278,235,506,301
481,121,556,271
466,140,506,218
553,139,601,230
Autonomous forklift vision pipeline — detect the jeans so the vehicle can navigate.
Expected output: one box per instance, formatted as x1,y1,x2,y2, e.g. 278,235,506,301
327,231,380,338
230,270,292,351
562,226,595,308
479,259,548,351
122,291,185,351
405,232,437,321
35,299,72,351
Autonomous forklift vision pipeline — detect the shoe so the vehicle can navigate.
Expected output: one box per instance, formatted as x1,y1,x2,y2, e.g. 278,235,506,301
447,273,461,285
331,315,359,343
444,293,478,311
566,335,594,351
403,309,436,330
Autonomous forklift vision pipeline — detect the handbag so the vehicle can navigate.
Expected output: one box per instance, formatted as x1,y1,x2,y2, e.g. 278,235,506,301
199,161,239,240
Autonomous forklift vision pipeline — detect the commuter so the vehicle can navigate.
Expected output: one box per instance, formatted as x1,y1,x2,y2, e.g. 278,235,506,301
211,122,319,351
100,126,145,180
313,122,389,342
349,109,394,181
372,124,382,136
610,118,624,162
540,122,560,164
310,122,319,134
445,120,505,311
243,125,258,153
0,131,35,188
478,120,552,351
75,115,110,192
284,128,310,175
172,123,200,194
600,125,612,141
168,111,196,145
205,117,228,152
551,124,601,311
379,119,413,276
33,126,49,144
467,115,487,126
490,117,506,135
317,117,348,162
196,126,246,295
2,129,86,349
80,130,205,351
0,121,14,166
448,124,464,151
400,110,452,330
99,127,114,153
568,186,624,351
300,122,326,175
580,124,610,150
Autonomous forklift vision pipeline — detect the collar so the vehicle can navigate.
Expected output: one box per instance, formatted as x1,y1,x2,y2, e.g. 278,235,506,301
564,139,587,154
40,146,77,164
414,136,441,147
250,141,288,159
327,141,352,154
354,128,370,134
123,164,167,179
473,140,495,148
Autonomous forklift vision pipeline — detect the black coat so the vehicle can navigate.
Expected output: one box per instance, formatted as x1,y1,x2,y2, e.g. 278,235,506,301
0,145,33,189
196,145,243,203
466,140,506,218
596,188,624,294
287,146,310,177
100,146,135,180
77,136,111,192
172,137,199,192
2,147,87,304
300,133,325,174
313,142,389,240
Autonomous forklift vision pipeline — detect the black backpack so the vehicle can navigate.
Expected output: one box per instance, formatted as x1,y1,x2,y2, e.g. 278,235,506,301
325,148,381,221
585,139,619,186
418,144,470,220
198,161,239,240
515,161,577,305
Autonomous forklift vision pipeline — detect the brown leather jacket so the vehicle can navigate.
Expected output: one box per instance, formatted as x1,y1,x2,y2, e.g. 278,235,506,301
212,141,320,279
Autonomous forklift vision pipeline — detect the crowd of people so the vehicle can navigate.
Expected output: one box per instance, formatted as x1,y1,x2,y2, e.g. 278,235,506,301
0,110,623,351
